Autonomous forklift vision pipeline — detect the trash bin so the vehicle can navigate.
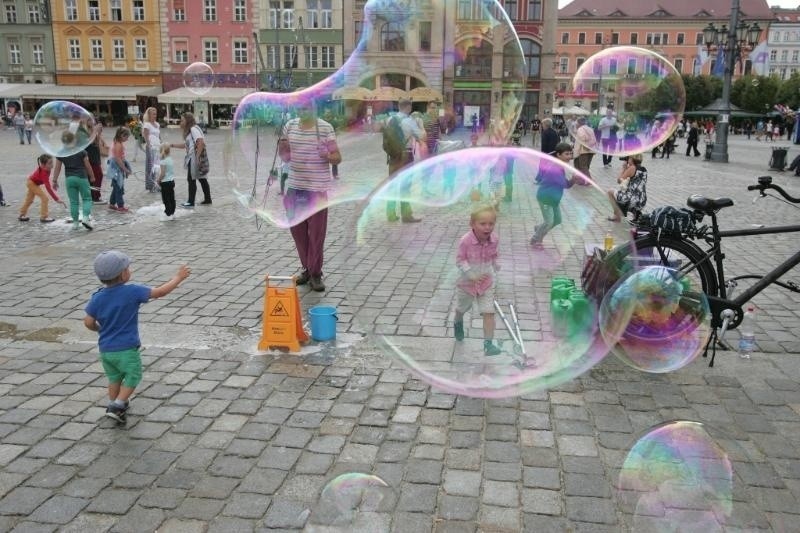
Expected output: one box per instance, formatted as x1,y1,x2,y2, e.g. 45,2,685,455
704,142,714,161
770,147,788,171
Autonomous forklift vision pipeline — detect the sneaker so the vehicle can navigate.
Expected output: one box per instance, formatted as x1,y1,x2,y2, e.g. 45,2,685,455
309,275,326,292
484,341,502,356
116,207,131,213
0,200,7,206
40,217,55,223
72,222,80,230
181,202,194,208
454,321,465,341
159,214,170,222
295,270,311,285
81,220,93,230
200,200,212,205
105,403,128,423
18,216,30,222
401,216,422,223
93,200,106,205
108,205,118,211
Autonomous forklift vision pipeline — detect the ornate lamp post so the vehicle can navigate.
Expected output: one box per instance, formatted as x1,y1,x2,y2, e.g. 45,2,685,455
702,0,762,163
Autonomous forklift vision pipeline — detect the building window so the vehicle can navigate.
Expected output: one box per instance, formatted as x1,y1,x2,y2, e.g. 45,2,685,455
781,49,789,62
269,1,292,28
32,42,44,64
133,0,144,21
9,42,21,64
578,33,585,45
677,32,685,45
66,0,77,20
68,38,81,59
419,21,431,51
5,2,16,23
135,38,147,60
27,2,41,23
695,33,703,45
307,0,318,27
770,50,777,61
204,0,217,21
266,45,278,69
90,38,103,59
354,20,362,46
609,58,617,74
381,22,405,51
561,32,568,44
674,58,683,73
595,32,602,45
234,0,246,21
527,0,540,20
519,39,540,77
503,0,517,21
457,0,483,20
627,58,636,74
204,39,218,63
320,0,331,28
630,33,638,45
305,45,318,68
559,57,568,74
269,1,279,28
793,50,799,62
110,0,122,21
785,32,790,42
174,45,187,63
646,33,668,45
283,45,297,68
113,38,124,59
576,57,585,70
283,2,293,28
88,0,100,21
321,45,334,68
172,0,184,21
233,40,248,63
611,33,619,45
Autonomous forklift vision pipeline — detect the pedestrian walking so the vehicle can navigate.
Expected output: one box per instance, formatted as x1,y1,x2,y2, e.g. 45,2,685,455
384,98,426,222
84,250,190,423
598,108,617,167
540,118,559,155
13,110,25,145
154,144,176,221
170,112,212,208
18,154,65,223
685,121,701,157
86,120,109,204
142,107,161,193
530,143,578,248
277,99,342,292
24,114,33,144
453,204,502,356
51,131,96,230
107,127,132,213
530,115,541,147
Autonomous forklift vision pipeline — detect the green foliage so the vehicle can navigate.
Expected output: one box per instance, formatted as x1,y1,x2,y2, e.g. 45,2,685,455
682,75,723,112
730,75,779,113
775,72,800,110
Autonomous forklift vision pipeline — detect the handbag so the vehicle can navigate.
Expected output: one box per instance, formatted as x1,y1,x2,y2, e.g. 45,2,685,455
190,128,209,176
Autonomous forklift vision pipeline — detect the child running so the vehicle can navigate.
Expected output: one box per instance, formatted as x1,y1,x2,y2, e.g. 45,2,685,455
155,144,176,221
84,251,190,423
530,142,578,249
108,127,132,213
19,154,66,223
454,204,502,356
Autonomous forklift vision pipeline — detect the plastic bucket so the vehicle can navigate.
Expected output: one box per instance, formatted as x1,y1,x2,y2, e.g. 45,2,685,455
308,305,337,341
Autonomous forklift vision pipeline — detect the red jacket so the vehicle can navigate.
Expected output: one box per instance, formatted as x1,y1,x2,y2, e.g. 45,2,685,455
28,166,60,202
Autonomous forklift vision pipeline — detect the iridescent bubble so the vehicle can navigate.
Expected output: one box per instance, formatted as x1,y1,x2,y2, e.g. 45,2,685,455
33,101,97,158
183,62,215,96
599,265,711,373
308,473,393,530
570,46,685,157
225,0,526,228
752,78,760,87
342,147,633,398
617,421,736,532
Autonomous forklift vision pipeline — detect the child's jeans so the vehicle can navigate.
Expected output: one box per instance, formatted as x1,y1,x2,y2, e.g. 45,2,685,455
531,200,562,243
109,180,125,208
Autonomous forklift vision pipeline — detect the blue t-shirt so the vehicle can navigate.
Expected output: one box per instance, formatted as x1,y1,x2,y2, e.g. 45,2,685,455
85,283,151,352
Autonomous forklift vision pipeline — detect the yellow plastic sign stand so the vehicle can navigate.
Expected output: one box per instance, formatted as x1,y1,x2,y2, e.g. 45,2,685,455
258,275,308,352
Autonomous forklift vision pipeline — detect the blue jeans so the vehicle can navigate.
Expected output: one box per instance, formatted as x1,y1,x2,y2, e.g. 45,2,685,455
109,180,125,208
16,126,24,143
531,200,562,243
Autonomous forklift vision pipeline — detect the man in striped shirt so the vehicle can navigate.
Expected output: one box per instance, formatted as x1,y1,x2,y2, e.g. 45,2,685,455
278,100,342,292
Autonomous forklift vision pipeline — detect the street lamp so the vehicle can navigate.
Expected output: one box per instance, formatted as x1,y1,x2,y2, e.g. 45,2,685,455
702,0,762,163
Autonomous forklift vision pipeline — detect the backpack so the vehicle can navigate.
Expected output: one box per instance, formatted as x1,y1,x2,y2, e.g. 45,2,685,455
382,115,406,160
648,206,697,235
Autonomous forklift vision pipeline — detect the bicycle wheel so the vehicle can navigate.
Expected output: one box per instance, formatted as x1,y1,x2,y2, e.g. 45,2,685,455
603,235,718,299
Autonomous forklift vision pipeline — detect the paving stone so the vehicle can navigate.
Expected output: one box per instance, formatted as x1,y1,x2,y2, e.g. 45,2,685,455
189,476,240,500
439,495,479,521
480,504,521,531
564,473,612,497
238,422,279,441
482,480,519,507
61,477,110,498
391,511,434,533
272,427,313,448
173,497,226,521
129,450,179,475
329,403,364,418
209,455,256,478
378,441,413,463
340,443,379,463
484,442,520,463
0,473,27,499
58,513,116,533
565,496,617,524
484,462,522,482
5,521,57,532
557,436,598,457
86,489,140,515
172,416,214,435
155,517,207,533
0,486,52,515
208,517,256,533
25,439,73,459
387,424,418,441
137,487,187,509
351,426,387,445
25,465,77,488
222,492,271,519
261,497,308,528
257,446,302,470
450,431,481,449
397,483,438,513
296,451,335,474
405,459,443,484
239,468,288,495
446,449,482,471
155,468,203,490
521,489,562,515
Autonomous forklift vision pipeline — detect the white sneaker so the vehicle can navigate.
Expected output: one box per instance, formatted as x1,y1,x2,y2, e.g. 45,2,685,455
168,215,176,221
159,214,170,222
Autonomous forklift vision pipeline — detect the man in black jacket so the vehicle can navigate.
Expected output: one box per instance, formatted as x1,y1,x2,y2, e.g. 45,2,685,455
685,121,701,157
540,118,559,155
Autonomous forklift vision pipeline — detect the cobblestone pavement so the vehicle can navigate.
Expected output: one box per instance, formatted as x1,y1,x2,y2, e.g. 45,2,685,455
0,125,798,531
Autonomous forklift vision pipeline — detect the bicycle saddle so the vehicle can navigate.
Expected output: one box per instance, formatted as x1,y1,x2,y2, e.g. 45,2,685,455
686,194,734,213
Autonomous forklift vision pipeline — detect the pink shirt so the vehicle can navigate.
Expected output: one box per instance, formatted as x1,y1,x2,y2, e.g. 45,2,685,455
456,230,499,296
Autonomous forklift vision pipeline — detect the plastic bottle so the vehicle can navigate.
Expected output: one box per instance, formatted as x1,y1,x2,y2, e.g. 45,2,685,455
738,306,757,359
604,231,614,253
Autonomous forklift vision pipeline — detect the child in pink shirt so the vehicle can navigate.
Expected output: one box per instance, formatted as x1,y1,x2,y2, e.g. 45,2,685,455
454,204,502,356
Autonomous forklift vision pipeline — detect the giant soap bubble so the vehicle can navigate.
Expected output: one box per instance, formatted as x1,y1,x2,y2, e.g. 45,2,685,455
342,147,634,398
570,46,685,157
183,62,215,96
34,101,97,158
225,0,526,228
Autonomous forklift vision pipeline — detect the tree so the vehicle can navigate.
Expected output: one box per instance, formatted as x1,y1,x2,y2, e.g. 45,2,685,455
731,75,779,114
682,75,722,112
775,72,800,110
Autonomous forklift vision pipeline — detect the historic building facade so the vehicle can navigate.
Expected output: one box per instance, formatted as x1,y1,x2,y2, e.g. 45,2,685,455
767,8,800,80
0,0,56,85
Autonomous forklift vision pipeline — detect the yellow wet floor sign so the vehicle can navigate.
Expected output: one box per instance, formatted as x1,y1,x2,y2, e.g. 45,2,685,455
258,275,308,352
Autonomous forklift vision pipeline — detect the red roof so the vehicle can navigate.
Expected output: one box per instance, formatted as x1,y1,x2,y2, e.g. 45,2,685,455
558,0,773,20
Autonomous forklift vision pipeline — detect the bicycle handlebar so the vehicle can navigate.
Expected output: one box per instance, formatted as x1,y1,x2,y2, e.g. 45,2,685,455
749,177,800,203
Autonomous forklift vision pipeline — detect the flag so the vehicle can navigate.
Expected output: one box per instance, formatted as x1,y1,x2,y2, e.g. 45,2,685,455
712,47,726,78
697,44,710,66
748,40,769,76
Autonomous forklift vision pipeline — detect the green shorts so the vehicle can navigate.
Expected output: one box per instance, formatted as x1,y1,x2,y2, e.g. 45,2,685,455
100,347,142,388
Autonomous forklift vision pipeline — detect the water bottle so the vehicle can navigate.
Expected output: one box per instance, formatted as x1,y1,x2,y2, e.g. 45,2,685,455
604,231,614,253
738,306,757,359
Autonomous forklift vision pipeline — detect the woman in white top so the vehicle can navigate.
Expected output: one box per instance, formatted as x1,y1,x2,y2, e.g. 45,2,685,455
142,106,161,192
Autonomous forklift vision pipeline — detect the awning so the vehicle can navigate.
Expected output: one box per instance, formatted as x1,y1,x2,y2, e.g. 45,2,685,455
408,87,443,102
157,87,255,105
16,84,161,100
0,84,27,99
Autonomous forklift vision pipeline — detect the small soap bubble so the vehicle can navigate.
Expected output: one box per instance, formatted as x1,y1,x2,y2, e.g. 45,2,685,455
33,101,97,158
308,473,393,530
599,266,711,373
570,46,685,157
183,62,215,96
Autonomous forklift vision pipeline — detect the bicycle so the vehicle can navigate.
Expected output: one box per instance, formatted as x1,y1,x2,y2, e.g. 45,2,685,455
601,176,800,366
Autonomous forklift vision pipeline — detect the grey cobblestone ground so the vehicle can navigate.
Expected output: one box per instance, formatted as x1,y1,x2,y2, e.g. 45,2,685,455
0,125,798,531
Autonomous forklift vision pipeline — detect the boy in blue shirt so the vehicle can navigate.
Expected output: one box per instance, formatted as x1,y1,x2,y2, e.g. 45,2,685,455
84,250,190,423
